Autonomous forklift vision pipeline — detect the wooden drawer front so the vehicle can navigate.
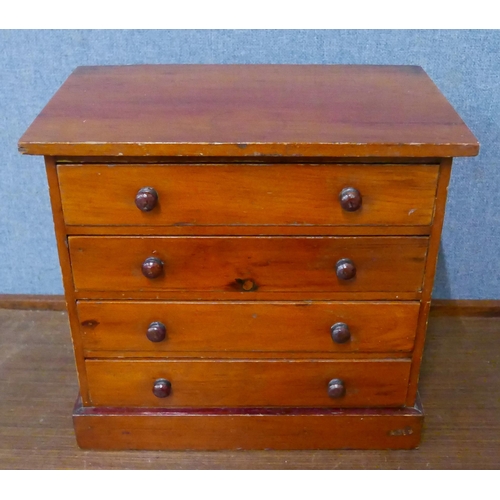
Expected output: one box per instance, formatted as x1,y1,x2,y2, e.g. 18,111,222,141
69,236,428,294
85,359,411,408
57,164,439,227
78,301,420,354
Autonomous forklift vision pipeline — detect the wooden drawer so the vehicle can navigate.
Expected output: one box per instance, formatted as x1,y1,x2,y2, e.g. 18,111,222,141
78,301,420,354
68,236,428,294
57,164,439,227
85,359,411,408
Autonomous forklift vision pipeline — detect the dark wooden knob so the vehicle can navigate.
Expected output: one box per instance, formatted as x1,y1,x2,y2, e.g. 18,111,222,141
135,187,158,212
328,379,346,398
142,257,164,279
153,378,171,398
339,187,362,212
146,321,167,342
335,258,356,280
331,322,351,344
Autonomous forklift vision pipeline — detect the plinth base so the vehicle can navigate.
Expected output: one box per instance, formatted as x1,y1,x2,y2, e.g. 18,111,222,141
73,396,423,450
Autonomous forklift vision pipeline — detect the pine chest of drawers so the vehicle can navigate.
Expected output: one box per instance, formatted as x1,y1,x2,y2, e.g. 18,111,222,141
19,64,478,450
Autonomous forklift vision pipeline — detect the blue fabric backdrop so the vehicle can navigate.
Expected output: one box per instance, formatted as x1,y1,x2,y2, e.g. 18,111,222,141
1,30,498,298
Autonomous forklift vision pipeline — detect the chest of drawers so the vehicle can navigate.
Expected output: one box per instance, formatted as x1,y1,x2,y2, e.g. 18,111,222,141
19,64,478,450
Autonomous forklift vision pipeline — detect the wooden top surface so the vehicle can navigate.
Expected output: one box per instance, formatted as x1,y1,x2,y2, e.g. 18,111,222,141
18,65,479,158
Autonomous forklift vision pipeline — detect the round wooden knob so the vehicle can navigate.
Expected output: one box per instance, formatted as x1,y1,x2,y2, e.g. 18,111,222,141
135,187,158,212
331,322,351,344
142,257,164,279
146,321,167,342
328,379,346,398
335,258,356,280
153,378,171,398
339,187,362,212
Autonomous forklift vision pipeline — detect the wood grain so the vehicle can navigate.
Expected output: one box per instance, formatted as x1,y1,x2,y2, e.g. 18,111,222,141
82,350,411,361
18,65,479,158
15,64,482,455
72,290,423,301
4,295,497,315
430,300,500,317
57,164,439,227
406,159,452,406
64,224,433,236
1,310,499,467
54,155,444,165
74,403,423,451
76,300,420,354
4,295,498,316
0,294,66,311
44,157,91,405
85,359,411,408
68,236,429,295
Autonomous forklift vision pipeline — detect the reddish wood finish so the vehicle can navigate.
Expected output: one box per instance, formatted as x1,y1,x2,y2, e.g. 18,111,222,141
68,236,428,294
73,399,424,451
64,224,433,236
73,398,423,456
44,158,91,404
56,164,439,227
54,155,444,165
83,350,410,361
18,65,478,158
76,300,420,354
406,159,453,406
85,359,411,408
73,290,422,301
5,295,498,316
17,65,479,451
6,309,500,460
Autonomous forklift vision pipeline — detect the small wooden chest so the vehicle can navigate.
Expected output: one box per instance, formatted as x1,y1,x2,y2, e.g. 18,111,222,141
19,65,479,449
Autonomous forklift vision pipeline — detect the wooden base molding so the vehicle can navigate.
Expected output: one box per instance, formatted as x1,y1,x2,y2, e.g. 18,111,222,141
73,396,424,450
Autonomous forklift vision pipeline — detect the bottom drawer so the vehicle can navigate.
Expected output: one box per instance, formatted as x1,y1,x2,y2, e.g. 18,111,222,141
85,359,411,408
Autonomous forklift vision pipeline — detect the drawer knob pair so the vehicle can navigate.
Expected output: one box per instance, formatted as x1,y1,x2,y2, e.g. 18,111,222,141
152,378,345,399
135,186,361,213
143,257,355,282
148,321,350,345
339,187,362,212
143,257,355,281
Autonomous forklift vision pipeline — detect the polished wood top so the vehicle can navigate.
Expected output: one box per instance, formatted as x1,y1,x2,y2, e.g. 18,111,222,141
19,65,479,158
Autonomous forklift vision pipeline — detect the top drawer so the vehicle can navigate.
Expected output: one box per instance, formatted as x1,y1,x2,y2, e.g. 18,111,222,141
57,164,439,227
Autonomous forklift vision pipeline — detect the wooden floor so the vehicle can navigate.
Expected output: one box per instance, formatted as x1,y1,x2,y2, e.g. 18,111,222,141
0,309,498,469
